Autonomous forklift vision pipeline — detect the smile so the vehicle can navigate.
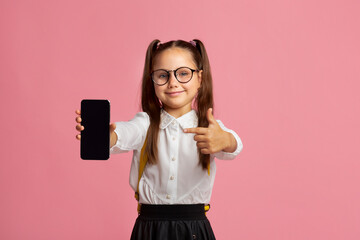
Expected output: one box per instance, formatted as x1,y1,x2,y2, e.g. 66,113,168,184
166,91,184,96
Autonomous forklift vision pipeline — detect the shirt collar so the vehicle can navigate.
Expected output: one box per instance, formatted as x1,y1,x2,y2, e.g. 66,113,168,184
160,109,198,130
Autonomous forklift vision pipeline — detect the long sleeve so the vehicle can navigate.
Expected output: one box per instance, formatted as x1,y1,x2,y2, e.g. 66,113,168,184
212,119,243,160
110,112,150,154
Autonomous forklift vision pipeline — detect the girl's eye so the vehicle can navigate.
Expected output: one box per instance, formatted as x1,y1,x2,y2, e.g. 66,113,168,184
179,72,189,76
159,74,167,78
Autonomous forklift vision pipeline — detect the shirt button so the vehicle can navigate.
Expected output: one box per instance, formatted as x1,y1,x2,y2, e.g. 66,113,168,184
170,176,174,180
166,194,171,199
172,157,176,161
172,137,176,141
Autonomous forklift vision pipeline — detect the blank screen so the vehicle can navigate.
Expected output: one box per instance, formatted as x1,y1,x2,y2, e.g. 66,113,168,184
80,99,110,160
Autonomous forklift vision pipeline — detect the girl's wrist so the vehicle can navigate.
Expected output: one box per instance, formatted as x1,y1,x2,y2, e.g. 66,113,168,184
222,131,236,153
110,131,118,148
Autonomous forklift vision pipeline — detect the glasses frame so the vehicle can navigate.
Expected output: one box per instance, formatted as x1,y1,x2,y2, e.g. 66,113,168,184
151,67,200,86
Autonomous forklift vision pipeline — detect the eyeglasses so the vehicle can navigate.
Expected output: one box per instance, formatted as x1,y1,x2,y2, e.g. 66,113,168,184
151,67,199,86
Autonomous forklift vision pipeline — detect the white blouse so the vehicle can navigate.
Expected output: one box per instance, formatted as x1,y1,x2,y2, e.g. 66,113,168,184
110,109,243,204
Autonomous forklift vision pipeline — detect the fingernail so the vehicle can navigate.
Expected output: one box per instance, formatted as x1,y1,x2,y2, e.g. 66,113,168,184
183,129,187,133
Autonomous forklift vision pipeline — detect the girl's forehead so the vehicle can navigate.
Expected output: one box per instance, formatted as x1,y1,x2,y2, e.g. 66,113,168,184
153,47,197,70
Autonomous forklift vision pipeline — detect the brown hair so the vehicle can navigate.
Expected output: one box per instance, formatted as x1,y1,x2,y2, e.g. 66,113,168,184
141,39,214,169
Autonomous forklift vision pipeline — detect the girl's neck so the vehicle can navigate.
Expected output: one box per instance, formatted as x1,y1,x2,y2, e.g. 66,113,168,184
163,106,192,118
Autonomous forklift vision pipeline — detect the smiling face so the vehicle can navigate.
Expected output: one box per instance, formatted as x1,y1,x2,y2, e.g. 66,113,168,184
152,47,202,118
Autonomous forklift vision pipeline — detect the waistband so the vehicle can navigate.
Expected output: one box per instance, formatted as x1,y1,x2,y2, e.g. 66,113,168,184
138,204,207,220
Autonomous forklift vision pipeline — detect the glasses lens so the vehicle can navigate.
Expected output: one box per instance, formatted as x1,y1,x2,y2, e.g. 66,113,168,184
176,67,193,83
152,70,168,85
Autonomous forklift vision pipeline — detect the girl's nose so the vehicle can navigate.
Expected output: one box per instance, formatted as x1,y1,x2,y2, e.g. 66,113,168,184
167,73,179,88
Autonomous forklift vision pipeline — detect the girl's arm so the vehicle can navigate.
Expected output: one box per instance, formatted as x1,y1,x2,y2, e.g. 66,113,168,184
109,112,149,154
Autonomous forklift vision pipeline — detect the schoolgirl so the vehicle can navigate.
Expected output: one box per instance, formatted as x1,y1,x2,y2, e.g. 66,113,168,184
76,39,243,239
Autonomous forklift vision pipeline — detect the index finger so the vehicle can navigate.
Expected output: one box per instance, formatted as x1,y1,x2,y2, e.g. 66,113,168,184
75,109,81,115
183,127,207,135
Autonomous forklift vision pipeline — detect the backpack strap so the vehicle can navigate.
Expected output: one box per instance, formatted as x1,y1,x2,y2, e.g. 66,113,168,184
135,133,148,201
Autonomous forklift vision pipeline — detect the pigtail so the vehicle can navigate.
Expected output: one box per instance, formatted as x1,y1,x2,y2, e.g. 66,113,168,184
193,39,214,170
141,39,162,165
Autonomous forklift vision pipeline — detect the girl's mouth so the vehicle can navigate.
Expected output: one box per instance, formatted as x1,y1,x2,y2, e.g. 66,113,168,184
166,90,184,96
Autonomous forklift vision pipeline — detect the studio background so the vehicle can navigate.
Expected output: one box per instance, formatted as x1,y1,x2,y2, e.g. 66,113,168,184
1,0,359,239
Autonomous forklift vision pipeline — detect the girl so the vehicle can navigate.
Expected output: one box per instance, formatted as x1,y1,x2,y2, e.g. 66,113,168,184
75,39,243,240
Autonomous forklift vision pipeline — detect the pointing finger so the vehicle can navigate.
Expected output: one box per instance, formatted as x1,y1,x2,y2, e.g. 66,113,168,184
183,127,207,134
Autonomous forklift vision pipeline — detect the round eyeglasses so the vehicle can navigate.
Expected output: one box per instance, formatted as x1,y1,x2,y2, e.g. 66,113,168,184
151,67,199,86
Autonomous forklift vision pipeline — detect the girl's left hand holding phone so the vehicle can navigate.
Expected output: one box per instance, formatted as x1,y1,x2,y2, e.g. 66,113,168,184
184,108,237,154
75,109,118,147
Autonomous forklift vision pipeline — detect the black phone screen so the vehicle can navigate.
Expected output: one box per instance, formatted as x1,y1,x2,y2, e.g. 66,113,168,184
81,99,110,160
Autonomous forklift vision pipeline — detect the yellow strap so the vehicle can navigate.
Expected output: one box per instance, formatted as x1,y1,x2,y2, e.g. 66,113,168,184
135,134,148,201
204,204,210,212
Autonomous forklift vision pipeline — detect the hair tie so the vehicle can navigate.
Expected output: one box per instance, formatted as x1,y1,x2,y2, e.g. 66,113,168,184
156,41,162,50
189,40,196,47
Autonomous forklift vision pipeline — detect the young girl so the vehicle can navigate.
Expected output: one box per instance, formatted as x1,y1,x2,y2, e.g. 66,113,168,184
75,39,243,239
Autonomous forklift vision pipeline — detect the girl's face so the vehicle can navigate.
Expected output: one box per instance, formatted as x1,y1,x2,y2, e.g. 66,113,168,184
152,47,202,118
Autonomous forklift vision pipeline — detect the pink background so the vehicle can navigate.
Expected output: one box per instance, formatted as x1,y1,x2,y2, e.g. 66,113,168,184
1,0,359,239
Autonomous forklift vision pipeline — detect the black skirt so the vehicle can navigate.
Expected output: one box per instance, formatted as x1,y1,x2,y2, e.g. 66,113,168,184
130,204,216,240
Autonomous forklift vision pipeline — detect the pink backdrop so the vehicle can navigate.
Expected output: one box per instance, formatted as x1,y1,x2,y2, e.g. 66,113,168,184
1,0,359,239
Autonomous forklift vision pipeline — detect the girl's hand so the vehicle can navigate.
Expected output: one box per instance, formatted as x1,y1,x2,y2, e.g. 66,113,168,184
183,108,237,154
75,109,84,140
75,109,117,147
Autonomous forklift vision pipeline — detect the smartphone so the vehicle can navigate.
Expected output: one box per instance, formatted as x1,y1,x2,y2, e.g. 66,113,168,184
80,99,110,160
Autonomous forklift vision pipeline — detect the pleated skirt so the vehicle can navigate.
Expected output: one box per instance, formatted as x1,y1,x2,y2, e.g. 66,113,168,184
130,204,216,240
